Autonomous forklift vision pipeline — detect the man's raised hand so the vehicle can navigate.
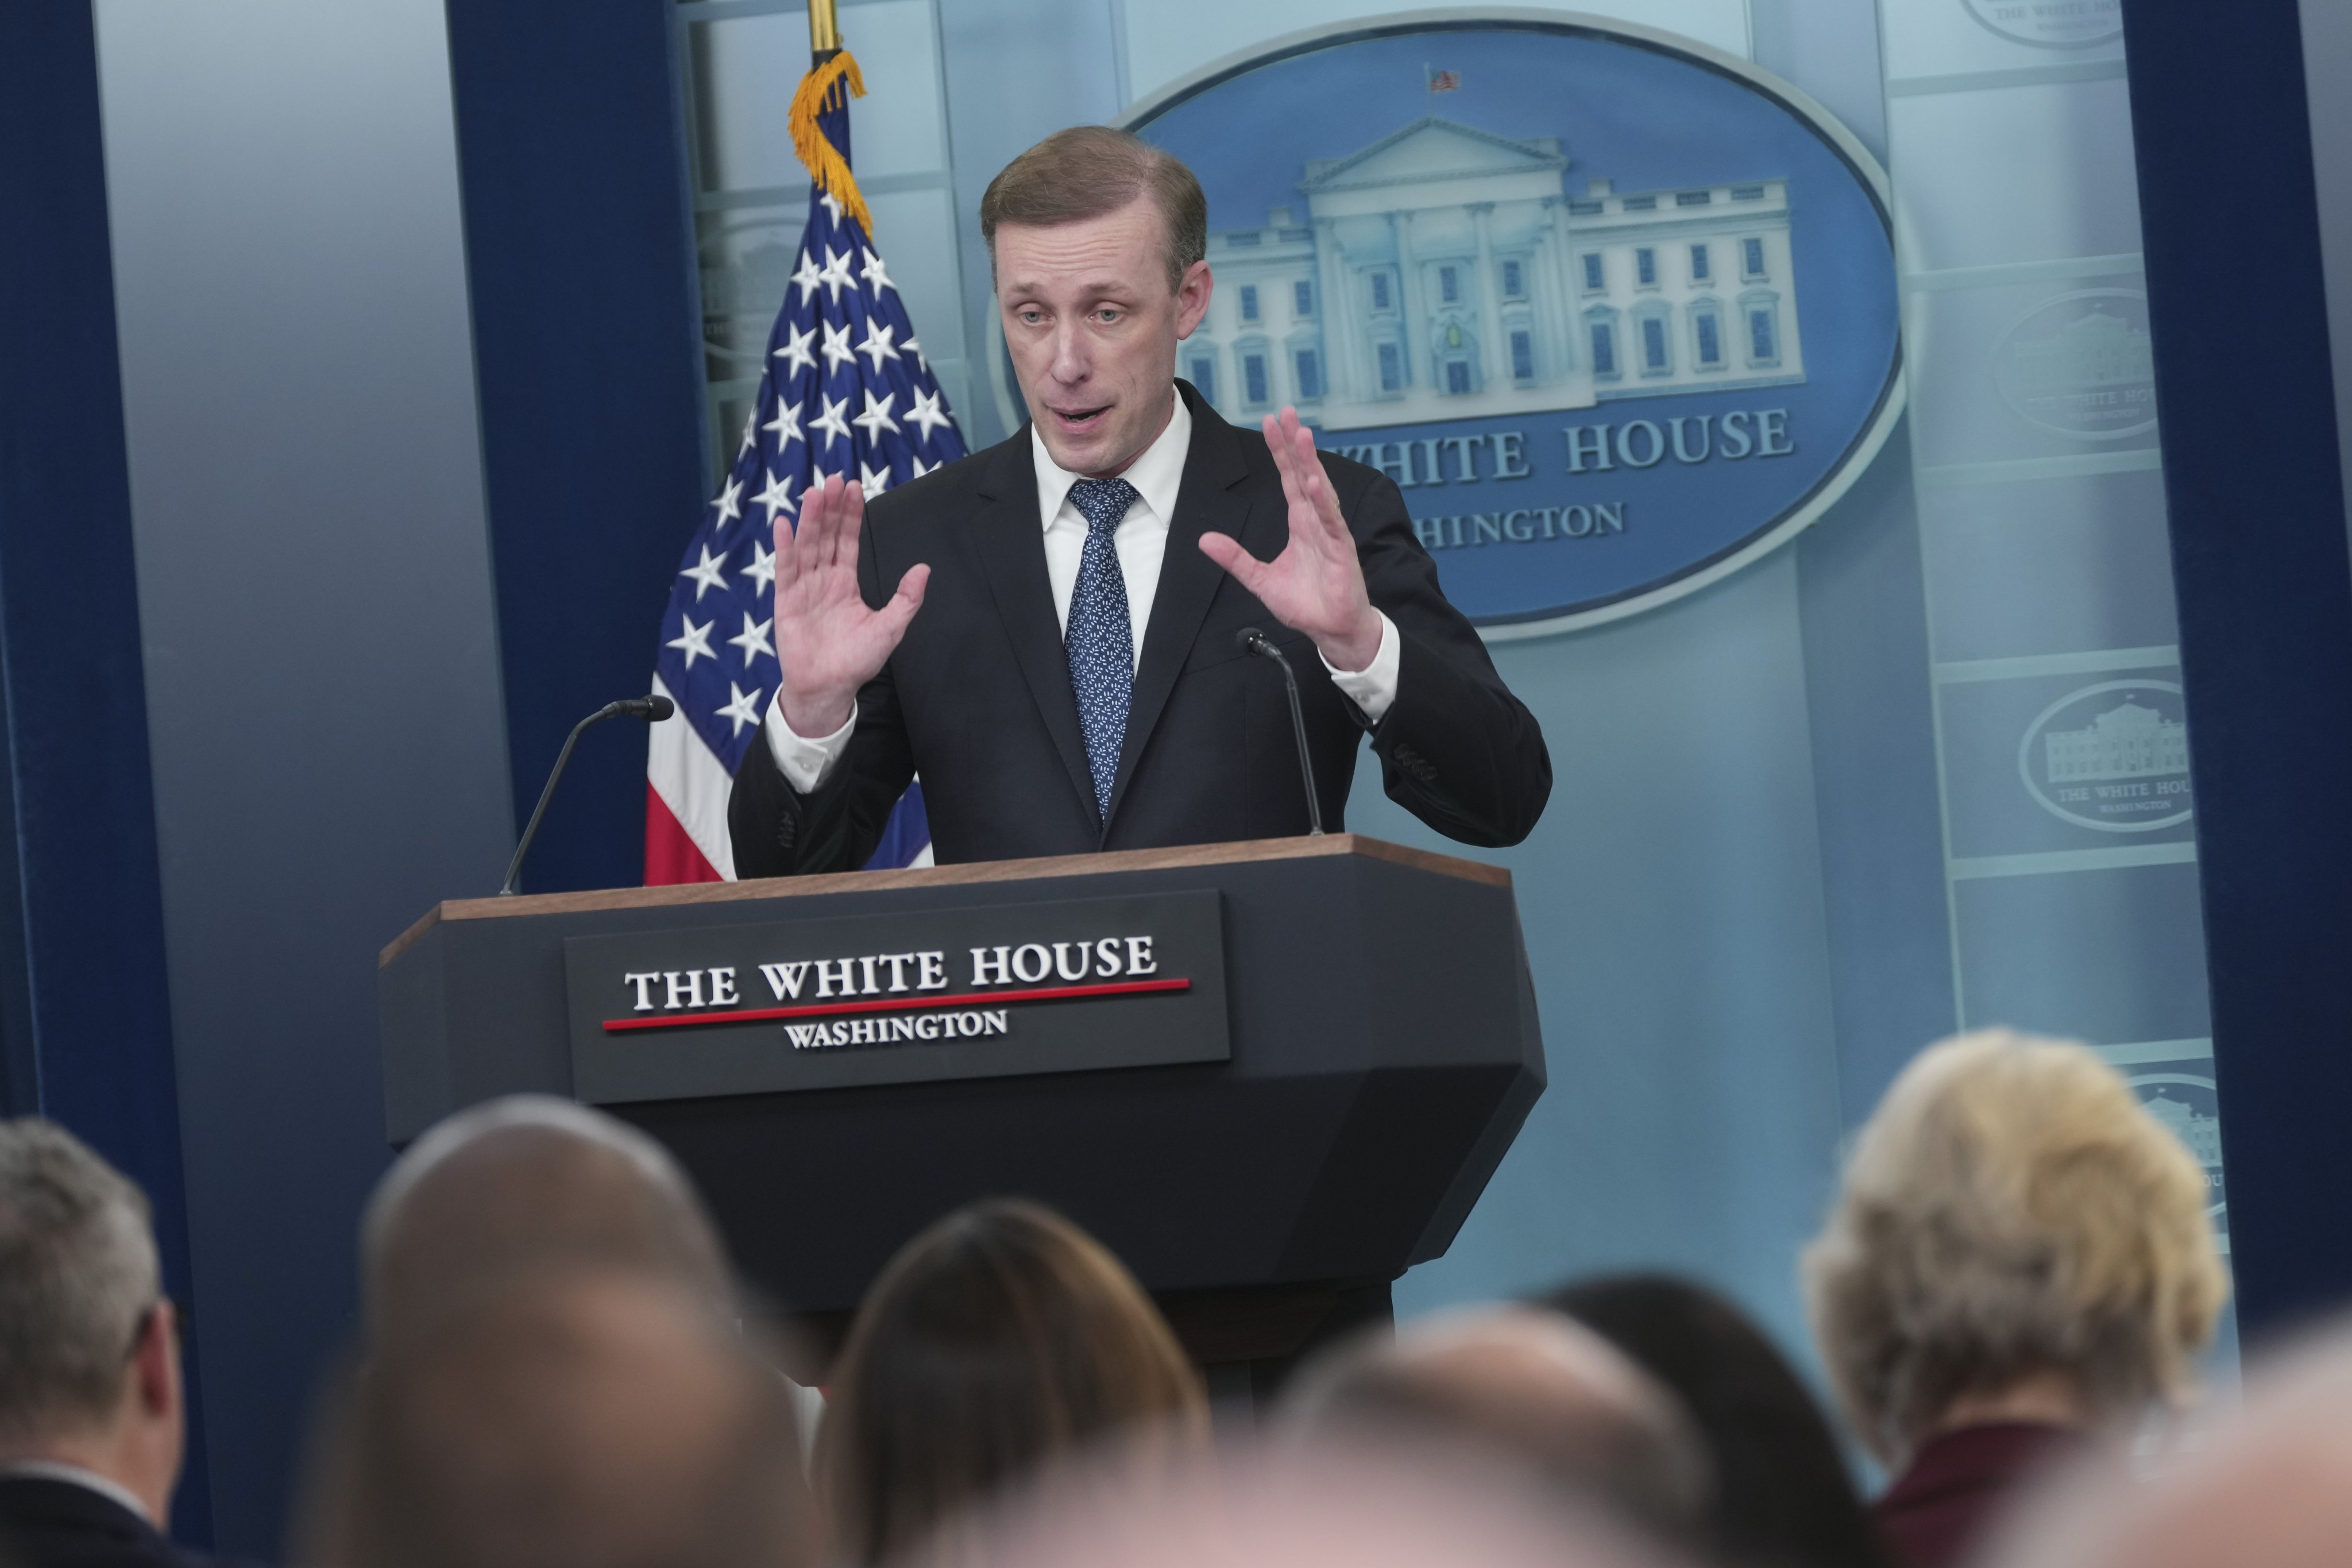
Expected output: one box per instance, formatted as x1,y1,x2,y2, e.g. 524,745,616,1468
1197,407,1384,673
773,473,929,737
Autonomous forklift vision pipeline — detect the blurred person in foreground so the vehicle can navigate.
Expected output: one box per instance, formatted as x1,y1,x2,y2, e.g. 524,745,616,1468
1280,1303,1712,1547
299,1266,813,1568
1984,1318,2352,1568
903,1430,1684,1568
1550,1274,1893,1568
1803,1029,2226,1568
0,1119,215,1568
359,1095,731,1342
814,1198,1205,1565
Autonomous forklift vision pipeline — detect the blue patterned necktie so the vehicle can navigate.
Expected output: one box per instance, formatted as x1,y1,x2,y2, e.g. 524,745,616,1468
1064,477,1139,821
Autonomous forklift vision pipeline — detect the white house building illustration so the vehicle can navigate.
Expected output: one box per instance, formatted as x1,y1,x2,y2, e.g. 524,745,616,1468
1183,117,1806,431
2043,698,2189,783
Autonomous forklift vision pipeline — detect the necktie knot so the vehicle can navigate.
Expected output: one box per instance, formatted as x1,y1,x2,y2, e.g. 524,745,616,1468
1068,477,1140,536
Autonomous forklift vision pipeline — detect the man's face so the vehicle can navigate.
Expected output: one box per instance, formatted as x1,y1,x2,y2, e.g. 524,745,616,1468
995,196,1212,478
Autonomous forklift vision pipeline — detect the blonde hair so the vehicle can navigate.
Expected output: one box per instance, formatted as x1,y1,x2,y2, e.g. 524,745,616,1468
1802,1030,2226,1461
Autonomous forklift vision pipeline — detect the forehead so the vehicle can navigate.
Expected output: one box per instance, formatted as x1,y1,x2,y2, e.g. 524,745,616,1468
993,197,1168,296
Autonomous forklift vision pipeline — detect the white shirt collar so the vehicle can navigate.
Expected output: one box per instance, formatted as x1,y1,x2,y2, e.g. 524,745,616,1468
1030,387,1192,531
0,1459,157,1525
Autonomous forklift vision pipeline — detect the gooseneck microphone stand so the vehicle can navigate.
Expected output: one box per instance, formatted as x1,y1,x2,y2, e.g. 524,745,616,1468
1237,627,1324,836
500,696,676,895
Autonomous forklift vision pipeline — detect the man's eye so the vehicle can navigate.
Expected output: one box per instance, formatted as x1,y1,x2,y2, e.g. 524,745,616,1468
1097,309,1122,323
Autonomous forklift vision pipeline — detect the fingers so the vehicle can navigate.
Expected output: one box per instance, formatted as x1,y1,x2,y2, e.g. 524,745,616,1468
830,474,865,571
1198,531,1272,597
877,562,931,638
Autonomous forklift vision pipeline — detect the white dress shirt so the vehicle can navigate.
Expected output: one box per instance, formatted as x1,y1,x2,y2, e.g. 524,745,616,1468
767,388,1401,791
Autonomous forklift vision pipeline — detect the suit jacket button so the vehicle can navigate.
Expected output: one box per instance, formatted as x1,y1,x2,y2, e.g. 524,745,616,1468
777,817,797,849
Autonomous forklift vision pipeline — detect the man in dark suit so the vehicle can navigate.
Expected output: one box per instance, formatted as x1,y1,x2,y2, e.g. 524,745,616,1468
0,1122,210,1568
730,127,1550,876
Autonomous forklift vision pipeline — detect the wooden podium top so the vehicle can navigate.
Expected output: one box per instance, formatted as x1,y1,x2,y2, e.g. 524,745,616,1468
382,833,1508,968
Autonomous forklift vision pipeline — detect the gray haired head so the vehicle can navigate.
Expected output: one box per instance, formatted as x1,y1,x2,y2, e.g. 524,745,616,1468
0,1118,161,1440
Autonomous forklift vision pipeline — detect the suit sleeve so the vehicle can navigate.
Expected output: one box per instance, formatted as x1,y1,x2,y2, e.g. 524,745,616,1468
726,534,918,878
1335,461,1553,848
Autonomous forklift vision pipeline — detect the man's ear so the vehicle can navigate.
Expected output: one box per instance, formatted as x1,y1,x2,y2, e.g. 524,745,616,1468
132,1301,181,1422
1175,260,1213,340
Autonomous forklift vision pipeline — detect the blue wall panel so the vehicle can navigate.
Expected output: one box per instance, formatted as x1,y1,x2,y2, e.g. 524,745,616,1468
446,0,716,893
2123,0,2352,1336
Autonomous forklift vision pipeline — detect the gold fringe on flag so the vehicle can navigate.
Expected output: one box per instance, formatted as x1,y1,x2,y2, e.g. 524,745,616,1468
788,51,874,238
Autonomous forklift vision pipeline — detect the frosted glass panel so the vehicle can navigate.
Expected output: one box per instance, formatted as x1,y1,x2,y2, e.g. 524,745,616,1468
1889,78,2143,271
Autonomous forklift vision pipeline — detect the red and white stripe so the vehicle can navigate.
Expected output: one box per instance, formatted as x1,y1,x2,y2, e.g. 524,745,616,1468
644,673,733,884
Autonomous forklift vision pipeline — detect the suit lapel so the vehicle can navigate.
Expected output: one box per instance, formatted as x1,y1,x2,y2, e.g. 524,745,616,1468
972,432,1100,822
1104,393,1264,828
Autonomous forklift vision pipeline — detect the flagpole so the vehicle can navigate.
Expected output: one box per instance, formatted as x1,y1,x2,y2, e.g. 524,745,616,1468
809,0,839,63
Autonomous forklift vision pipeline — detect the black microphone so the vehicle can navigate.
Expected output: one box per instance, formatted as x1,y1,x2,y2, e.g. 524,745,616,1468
500,696,677,895
1236,627,1324,836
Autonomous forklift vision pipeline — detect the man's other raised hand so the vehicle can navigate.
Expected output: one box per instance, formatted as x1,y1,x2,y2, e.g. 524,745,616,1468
1197,408,1384,674
773,473,929,737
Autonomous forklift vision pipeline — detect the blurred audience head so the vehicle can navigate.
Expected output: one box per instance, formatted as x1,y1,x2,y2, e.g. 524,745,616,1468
304,1266,812,1568
361,1095,729,1341
1803,1028,2225,1465
1987,1320,2352,1568
1281,1303,1712,1543
0,1119,183,1524
814,1196,1204,1565
1548,1273,1891,1568
916,1431,1683,1568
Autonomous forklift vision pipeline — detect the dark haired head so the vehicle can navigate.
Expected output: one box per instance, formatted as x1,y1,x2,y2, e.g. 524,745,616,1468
1546,1275,1893,1568
816,1198,1206,1563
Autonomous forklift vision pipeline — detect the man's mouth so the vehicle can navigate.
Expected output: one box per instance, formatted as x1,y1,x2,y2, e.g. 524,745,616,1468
1049,403,1111,431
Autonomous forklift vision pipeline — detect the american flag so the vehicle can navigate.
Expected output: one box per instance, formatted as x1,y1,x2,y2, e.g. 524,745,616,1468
646,56,965,883
1426,66,1461,93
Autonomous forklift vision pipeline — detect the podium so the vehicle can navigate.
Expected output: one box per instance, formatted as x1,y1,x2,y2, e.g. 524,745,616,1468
379,835,1544,1384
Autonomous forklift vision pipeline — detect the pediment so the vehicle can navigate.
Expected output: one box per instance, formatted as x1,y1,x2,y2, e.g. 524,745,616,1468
1300,117,1567,193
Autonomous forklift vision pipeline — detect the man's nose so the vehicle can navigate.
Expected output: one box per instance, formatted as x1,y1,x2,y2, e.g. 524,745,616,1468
1048,322,1090,384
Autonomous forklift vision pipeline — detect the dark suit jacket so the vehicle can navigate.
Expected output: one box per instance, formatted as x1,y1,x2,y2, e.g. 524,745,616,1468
729,383,1550,875
0,1477,229,1568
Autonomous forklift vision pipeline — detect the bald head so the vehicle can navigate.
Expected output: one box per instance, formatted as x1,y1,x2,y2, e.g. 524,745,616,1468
1283,1307,1712,1540
1994,1325,2352,1568
312,1269,812,1568
363,1097,729,1342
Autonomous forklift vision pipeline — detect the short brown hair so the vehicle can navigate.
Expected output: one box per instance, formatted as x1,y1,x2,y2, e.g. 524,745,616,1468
980,126,1207,293
815,1198,1206,1563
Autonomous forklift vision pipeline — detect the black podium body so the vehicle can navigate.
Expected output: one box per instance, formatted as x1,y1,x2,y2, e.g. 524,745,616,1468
379,835,1544,1373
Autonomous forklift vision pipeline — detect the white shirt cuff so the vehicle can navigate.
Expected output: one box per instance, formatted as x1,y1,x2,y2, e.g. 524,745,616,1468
764,689,857,794
1320,611,1401,724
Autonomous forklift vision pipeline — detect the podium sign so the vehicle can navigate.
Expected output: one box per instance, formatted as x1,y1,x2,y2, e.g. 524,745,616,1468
563,890,1229,1103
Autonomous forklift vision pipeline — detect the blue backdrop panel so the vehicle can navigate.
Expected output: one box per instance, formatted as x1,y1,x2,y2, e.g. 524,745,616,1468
0,0,210,1541
445,0,712,893
2123,0,2352,1335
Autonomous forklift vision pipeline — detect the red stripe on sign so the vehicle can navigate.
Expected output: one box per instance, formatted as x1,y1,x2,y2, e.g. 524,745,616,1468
603,976,1191,1033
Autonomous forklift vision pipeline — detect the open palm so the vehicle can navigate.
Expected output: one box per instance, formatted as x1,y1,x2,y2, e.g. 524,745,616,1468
1198,407,1383,673
773,474,929,736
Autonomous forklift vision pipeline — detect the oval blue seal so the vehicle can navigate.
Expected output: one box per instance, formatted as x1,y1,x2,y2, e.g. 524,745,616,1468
1099,13,1903,634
